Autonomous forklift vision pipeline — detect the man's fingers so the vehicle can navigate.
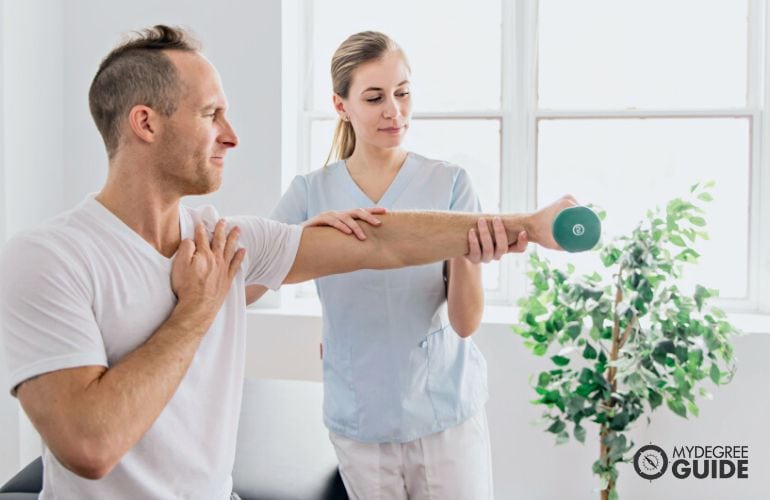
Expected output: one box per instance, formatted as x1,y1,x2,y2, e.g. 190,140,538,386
229,248,246,278
223,226,241,262
211,219,226,254
176,239,196,263
194,223,209,254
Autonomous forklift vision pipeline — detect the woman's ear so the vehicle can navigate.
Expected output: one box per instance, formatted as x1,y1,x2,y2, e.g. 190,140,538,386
332,94,348,121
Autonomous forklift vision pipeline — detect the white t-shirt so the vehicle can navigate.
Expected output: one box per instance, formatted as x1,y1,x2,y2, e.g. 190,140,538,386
0,195,302,499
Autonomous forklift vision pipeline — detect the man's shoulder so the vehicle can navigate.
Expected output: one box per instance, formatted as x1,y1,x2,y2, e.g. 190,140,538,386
3,202,98,254
0,203,101,285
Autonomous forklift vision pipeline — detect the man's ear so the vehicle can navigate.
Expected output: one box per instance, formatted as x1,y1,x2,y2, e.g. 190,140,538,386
127,105,160,144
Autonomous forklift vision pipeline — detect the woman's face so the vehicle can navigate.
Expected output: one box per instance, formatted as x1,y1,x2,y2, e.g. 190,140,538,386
335,50,412,152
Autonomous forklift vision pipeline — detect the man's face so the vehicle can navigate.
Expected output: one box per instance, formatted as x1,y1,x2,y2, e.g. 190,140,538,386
155,51,238,196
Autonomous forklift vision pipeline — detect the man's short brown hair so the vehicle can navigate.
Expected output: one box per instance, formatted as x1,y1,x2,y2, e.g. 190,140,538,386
88,25,201,158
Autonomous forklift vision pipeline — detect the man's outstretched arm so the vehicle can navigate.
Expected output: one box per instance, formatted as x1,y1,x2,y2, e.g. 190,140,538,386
283,195,574,284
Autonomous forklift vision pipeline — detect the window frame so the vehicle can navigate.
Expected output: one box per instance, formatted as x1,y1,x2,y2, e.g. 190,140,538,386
286,0,770,313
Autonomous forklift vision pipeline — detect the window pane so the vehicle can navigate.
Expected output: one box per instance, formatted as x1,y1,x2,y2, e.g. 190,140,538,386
538,0,748,109
537,118,749,298
311,0,501,112
310,118,502,290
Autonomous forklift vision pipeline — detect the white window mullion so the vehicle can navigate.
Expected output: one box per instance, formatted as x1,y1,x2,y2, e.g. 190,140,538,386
759,0,770,313
537,109,756,119
746,0,765,312
497,0,539,305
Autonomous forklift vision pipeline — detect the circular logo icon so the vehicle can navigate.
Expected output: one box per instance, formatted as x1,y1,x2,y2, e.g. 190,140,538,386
634,444,668,480
572,223,585,236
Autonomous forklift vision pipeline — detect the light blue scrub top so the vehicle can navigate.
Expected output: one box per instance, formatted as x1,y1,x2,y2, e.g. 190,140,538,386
271,153,489,443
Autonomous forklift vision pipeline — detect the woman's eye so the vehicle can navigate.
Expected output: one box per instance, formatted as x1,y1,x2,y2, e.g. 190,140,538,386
397,92,410,98
366,96,382,103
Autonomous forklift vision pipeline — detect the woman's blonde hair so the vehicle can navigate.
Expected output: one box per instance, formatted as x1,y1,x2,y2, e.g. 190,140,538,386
326,31,408,165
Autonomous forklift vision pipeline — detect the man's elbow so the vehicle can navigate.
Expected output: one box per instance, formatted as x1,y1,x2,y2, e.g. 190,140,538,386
55,438,120,480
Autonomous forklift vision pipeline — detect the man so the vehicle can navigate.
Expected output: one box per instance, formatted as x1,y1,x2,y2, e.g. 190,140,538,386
0,25,574,498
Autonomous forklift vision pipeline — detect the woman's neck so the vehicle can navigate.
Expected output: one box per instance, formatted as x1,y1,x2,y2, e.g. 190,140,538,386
345,147,408,174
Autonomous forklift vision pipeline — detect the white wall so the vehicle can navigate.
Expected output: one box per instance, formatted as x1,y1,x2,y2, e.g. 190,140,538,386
60,0,283,216
1,0,65,481
245,311,770,500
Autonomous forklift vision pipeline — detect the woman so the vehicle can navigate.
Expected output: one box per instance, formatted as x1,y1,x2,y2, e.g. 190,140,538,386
251,32,527,499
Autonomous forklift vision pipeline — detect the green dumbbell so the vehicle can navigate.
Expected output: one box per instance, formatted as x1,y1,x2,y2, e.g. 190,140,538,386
552,206,601,252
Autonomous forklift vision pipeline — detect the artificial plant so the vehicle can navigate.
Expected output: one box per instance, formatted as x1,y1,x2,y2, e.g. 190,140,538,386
514,182,740,500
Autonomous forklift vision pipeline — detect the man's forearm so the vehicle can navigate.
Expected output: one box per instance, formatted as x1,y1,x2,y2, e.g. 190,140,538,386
363,211,533,268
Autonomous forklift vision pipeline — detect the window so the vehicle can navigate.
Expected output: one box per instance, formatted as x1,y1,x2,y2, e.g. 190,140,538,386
285,0,769,312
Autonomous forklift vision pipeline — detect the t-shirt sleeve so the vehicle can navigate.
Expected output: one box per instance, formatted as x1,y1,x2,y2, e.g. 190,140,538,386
226,216,303,289
449,167,483,213
269,175,309,224
0,236,107,396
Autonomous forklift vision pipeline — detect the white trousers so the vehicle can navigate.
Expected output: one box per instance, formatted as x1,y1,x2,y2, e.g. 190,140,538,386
329,409,494,500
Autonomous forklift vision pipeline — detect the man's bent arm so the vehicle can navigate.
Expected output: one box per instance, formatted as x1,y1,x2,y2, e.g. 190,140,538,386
16,222,244,480
18,306,212,479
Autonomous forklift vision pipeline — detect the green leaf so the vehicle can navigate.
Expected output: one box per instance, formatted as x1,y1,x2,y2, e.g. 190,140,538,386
609,411,630,431
527,297,548,317
574,424,586,443
534,272,549,291
687,400,700,417
698,192,714,202
667,398,688,418
583,343,598,360
648,389,663,410
556,430,570,445
537,372,552,387
551,355,571,367
565,321,582,340
547,419,566,434
579,368,593,385
533,343,548,356
670,235,687,247
689,216,706,227
694,285,710,310
710,363,721,385
609,488,619,500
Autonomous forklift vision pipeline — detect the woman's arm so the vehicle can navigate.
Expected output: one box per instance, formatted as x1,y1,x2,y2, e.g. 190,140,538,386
446,217,529,337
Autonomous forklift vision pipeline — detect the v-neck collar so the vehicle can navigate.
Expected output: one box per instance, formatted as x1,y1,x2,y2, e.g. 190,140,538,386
83,194,189,264
337,152,417,208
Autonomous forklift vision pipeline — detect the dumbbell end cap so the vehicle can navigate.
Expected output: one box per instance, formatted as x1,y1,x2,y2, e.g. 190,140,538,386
552,206,601,253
